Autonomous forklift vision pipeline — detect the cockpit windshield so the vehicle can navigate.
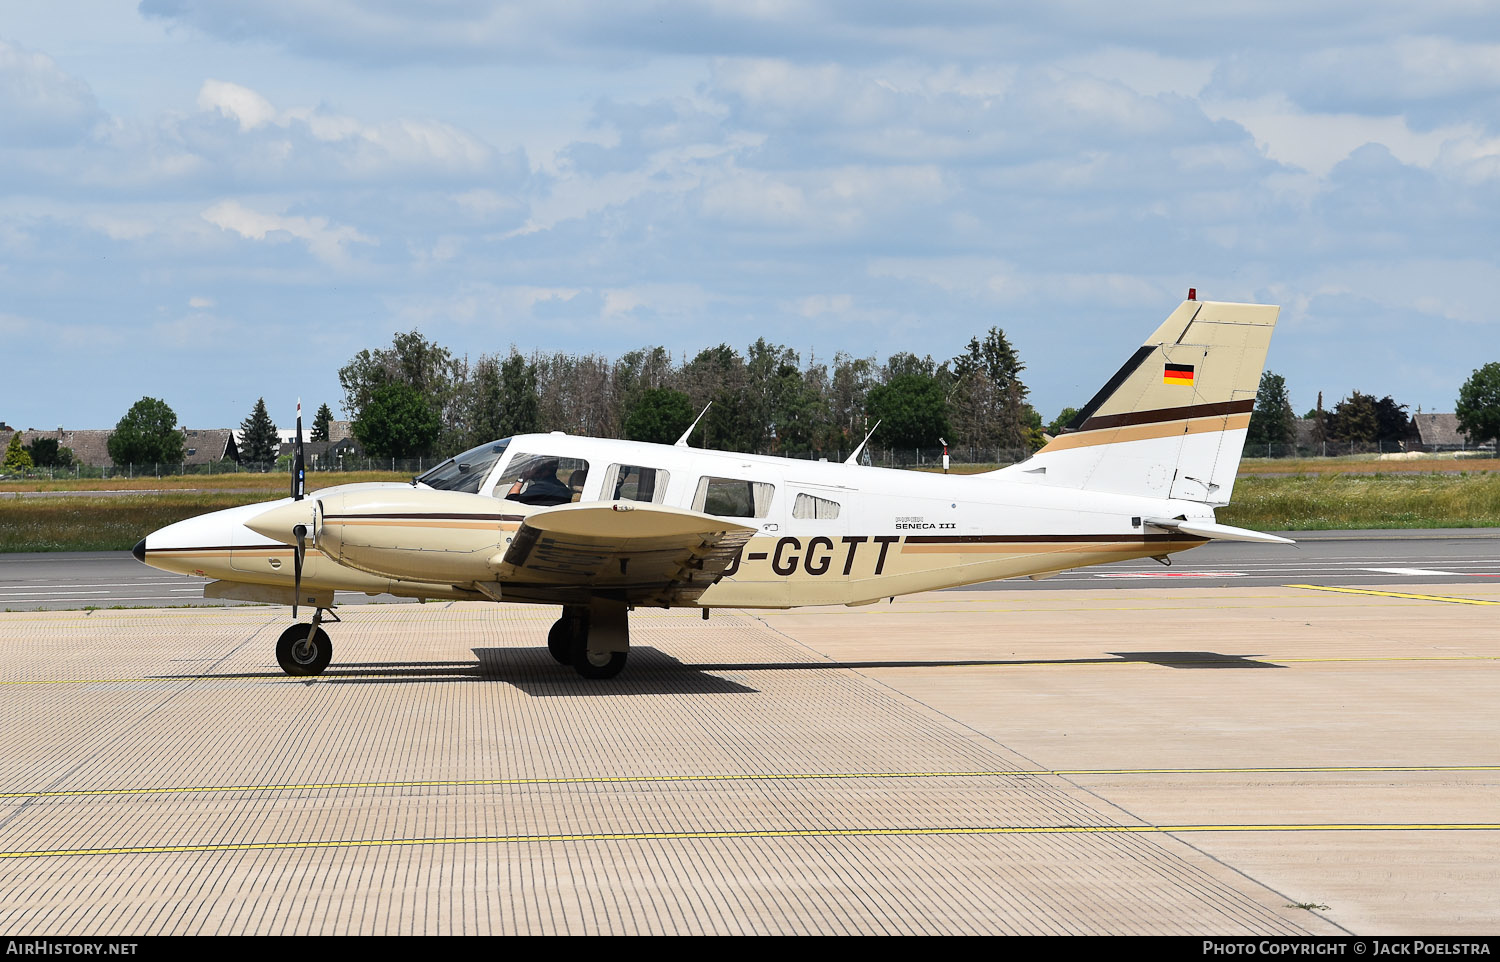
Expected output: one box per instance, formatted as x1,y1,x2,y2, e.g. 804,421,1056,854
414,439,511,494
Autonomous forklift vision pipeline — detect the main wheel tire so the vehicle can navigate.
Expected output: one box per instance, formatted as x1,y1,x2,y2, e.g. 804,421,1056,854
546,617,572,665
570,640,627,680
276,623,332,676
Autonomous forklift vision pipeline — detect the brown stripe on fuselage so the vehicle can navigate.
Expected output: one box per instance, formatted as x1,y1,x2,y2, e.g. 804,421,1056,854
323,512,525,522
902,540,1207,554
904,533,1202,544
900,533,1205,554
1079,399,1252,432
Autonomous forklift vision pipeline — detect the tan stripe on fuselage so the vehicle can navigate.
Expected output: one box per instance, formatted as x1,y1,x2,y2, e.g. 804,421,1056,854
1039,412,1250,453
328,519,520,531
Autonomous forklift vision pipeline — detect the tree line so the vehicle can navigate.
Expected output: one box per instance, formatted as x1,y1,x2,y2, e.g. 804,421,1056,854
1246,364,1500,450
333,329,1056,461
18,345,1497,475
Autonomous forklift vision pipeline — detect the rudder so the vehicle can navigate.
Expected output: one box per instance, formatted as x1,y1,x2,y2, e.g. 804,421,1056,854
999,296,1279,506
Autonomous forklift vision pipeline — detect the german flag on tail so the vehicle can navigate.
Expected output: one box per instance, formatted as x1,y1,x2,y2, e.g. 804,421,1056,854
1163,363,1195,386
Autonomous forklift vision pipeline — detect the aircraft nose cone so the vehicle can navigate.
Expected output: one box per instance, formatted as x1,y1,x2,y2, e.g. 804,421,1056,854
247,500,317,545
132,538,146,563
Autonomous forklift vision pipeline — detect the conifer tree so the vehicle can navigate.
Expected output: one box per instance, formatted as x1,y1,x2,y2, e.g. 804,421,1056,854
311,403,334,442
240,397,280,465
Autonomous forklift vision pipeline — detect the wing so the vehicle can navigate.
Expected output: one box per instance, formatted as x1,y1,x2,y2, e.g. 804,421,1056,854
489,502,755,607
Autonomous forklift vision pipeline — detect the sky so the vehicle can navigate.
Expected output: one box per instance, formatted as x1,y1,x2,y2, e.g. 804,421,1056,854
3,1,1498,432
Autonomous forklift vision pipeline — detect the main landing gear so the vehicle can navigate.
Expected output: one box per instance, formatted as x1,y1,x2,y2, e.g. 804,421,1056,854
275,607,338,676
546,602,629,680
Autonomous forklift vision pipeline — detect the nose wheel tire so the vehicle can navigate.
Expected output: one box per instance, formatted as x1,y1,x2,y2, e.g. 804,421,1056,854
276,623,332,676
546,616,573,665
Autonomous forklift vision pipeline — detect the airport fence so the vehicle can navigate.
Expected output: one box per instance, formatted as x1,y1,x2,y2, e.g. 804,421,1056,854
3,439,1494,482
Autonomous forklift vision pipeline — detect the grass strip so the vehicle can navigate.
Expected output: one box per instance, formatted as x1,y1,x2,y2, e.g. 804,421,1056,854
1219,472,1500,530
0,492,272,552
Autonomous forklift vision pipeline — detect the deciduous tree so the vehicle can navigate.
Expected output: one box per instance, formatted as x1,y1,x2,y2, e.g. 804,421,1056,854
867,374,951,450
23,437,72,468
353,382,441,460
499,352,540,437
1457,362,1500,449
623,388,694,444
108,397,184,466
4,433,33,472
1046,407,1080,436
338,330,461,437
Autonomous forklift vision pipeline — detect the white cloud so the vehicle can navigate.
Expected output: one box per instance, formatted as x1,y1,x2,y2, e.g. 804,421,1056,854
201,199,375,263
0,39,101,144
793,294,853,317
698,169,806,226
197,79,277,130
1206,95,1483,175
601,289,644,318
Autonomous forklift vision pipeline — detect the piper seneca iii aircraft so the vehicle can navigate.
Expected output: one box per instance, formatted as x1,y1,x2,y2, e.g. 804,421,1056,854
135,293,1292,680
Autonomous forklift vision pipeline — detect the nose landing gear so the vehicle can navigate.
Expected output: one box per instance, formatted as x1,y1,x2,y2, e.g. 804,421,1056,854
276,607,338,676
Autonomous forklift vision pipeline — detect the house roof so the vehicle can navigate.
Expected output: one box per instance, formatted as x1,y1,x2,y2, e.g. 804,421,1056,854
180,429,238,465
0,427,238,466
1409,413,1470,448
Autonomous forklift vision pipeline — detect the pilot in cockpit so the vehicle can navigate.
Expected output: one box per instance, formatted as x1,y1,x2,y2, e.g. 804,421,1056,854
505,458,573,506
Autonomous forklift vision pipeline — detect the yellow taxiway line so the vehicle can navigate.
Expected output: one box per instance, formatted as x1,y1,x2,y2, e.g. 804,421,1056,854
1287,584,1500,605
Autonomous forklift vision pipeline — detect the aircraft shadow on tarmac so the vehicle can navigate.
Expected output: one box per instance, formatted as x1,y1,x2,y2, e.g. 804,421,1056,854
689,650,1285,671
154,646,760,696
1106,651,1284,669
149,648,1280,692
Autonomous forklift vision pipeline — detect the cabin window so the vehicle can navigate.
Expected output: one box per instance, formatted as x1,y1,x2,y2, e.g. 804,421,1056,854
496,452,589,506
602,464,669,504
693,477,775,518
792,493,841,520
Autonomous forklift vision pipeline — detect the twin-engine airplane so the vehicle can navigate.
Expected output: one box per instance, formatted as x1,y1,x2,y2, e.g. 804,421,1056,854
136,293,1292,680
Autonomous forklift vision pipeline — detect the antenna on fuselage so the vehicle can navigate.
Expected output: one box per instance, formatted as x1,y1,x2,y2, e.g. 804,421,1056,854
844,419,882,465
675,401,712,447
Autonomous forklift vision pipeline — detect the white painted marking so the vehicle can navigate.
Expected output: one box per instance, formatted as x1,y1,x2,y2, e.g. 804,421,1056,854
1360,567,1461,576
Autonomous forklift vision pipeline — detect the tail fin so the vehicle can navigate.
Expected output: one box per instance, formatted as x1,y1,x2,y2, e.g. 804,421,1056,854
999,296,1279,506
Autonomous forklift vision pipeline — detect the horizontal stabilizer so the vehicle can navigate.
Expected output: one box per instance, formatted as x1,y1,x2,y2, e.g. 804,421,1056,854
1144,518,1295,545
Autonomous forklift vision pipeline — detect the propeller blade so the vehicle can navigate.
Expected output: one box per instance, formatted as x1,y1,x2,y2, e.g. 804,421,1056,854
291,400,306,502
292,523,307,618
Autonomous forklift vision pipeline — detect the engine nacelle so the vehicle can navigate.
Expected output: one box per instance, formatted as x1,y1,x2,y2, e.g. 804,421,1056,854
314,488,530,585
250,488,528,586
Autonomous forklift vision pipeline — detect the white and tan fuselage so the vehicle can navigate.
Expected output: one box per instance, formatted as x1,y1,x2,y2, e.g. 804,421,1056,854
140,436,1215,610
